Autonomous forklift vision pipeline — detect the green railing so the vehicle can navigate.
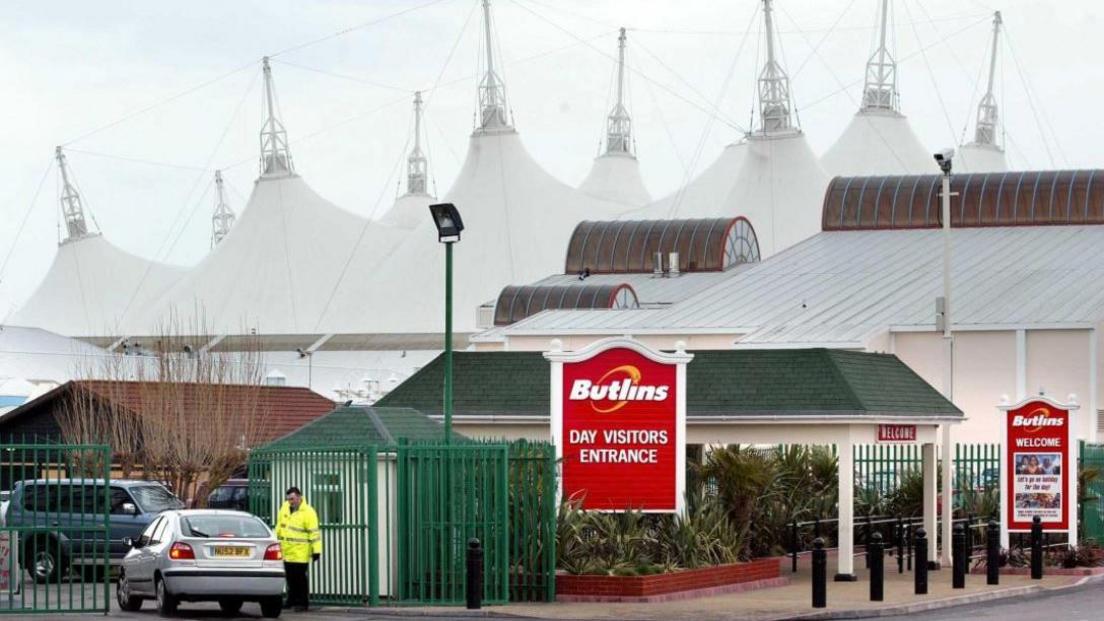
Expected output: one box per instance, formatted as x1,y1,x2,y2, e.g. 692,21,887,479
1080,441,1104,543
248,438,557,607
248,447,376,606
0,442,111,615
853,443,999,502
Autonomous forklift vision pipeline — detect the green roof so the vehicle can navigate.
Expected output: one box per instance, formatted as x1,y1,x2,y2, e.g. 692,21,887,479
378,349,960,418
259,406,450,451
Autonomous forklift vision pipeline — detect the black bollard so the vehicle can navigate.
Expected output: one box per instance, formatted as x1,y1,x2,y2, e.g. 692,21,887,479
952,523,966,589
869,532,884,602
1030,516,1043,580
791,519,799,573
812,538,827,609
466,538,483,609
914,528,929,595
907,522,914,571
986,520,1000,585
865,514,873,568
896,516,905,574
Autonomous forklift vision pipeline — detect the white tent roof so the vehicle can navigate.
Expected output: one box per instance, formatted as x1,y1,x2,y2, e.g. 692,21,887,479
956,143,1008,173
132,172,402,335
10,234,184,336
0,325,108,385
379,192,434,230
578,153,651,207
718,131,829,257
821,111,933,176
316,129,632,334
628,142,747,220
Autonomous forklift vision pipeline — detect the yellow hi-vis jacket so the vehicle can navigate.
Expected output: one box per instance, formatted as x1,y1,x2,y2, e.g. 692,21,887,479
275,500,322,563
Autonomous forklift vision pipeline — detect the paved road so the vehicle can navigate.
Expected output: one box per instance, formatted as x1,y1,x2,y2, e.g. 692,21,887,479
883,582,1104,621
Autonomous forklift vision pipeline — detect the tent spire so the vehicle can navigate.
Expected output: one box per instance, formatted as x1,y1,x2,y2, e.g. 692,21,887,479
211,170,236,248
477,0,511,131
973,11,1002,146
862,0,899,112
603,27,634,156
55,146,92,243
406,91,429,195
259,56,294,175
757,0,795,133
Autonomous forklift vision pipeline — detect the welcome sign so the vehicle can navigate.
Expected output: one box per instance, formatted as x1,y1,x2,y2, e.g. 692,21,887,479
546,338,692,512
999,397,1077,536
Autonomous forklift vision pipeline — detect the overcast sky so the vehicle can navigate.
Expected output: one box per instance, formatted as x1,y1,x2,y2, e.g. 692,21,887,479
1,0,1100,319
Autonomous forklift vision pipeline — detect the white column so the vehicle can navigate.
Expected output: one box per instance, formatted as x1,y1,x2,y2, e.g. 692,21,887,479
1090,328,1098,442
1016,329,1027,400
922,441,938,565
836,433,857,580
940,425,954,566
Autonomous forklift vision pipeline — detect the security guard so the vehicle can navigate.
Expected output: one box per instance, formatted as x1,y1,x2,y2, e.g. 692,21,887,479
275,486,322,611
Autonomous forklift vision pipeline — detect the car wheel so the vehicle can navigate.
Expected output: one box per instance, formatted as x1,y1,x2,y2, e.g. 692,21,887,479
260,596,283,618
116,571,143,612
23,540,65,584
156,577,178,617
218,598,243,615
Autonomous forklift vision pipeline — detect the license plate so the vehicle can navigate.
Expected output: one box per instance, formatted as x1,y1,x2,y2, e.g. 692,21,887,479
213,546,250,558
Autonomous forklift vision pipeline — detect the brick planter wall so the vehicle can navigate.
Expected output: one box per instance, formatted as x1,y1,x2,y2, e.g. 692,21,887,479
556,558,783,602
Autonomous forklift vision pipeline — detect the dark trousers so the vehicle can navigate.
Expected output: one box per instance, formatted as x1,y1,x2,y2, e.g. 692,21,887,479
284,561,310,608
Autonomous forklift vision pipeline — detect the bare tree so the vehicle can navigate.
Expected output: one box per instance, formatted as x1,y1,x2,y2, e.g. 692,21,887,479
64,311,270,505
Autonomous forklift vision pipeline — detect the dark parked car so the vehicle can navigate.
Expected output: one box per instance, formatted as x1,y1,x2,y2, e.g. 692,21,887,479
206,479,248,511
4,479,184,582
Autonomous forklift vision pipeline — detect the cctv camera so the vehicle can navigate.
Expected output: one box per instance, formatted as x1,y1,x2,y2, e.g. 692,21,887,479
933,148,954,173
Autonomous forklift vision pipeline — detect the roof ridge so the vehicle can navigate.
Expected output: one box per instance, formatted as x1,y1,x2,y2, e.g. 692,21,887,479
364,408,396,445
820,349,864,411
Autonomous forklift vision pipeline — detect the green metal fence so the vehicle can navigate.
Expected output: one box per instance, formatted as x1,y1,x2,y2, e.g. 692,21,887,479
1080,442,1104,543
0,442,111,614
396,442,509,605
248,447,377,606
853,443,1000,503
247,439,556,607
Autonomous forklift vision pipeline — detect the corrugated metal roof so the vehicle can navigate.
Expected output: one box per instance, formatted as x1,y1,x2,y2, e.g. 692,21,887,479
482,225,1104,346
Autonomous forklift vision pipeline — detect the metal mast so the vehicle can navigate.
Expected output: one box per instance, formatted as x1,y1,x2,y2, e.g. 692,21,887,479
862,0,899,112
757,0,795,133
603,27,634,156
973,11,1002,146
477,0,511,131
259,56,294,175
55,146,92,243
406,91,429,195
211,170,236,248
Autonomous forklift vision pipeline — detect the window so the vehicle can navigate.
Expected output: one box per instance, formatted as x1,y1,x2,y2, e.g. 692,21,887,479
137,517,162,548
182,514,270,539
312,473,343,524
110,488,135,515
129,485,184,513
150,516,171,545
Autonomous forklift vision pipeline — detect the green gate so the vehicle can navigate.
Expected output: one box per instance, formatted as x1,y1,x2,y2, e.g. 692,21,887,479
396,442,509,605
247,446,379,606
0,442,111,614
1080,442,1104,543
248,439,556,607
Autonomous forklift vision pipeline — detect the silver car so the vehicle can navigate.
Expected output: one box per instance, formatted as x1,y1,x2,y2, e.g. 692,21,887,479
116,509,285,617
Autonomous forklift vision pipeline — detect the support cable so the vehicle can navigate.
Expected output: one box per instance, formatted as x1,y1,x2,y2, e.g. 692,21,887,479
0,159,55,323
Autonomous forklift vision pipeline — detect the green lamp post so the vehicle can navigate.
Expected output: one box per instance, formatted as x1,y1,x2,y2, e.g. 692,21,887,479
429,203,464,443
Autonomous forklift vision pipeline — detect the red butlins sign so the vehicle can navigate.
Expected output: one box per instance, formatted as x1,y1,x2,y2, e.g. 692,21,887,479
1001,398,1076,533
545,338,692,513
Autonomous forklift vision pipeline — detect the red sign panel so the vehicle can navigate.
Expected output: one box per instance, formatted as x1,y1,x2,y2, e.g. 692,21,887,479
1005,400,1070,532
561,347,678,511
877,425,917,443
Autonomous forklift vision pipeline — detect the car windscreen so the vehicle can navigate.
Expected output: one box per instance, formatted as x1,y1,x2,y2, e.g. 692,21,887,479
182,514,271,539
130,485,185,513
